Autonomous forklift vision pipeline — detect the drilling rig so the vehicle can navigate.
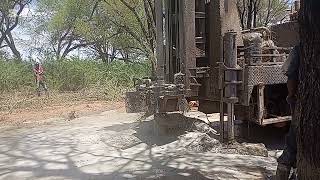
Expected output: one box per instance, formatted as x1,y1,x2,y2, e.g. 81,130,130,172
126,0,300,142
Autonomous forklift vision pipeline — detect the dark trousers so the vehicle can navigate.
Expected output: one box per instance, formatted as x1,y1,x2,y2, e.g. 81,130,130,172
36,80,48,96
278,100,297,167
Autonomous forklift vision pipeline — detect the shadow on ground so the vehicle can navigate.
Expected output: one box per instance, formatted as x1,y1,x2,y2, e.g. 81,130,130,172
239,122,288,150
0,112,276,180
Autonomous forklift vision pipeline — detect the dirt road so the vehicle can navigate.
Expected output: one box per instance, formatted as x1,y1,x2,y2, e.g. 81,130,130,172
0,108,280,180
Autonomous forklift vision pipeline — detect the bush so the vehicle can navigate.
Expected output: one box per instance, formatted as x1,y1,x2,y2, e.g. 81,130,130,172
0,61,34,92
0,58,150,100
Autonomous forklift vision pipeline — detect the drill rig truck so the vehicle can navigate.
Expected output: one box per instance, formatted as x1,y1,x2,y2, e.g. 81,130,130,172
126,0,300,141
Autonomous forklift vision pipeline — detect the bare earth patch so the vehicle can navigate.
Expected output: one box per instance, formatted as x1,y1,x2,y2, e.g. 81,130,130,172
0,92,125,127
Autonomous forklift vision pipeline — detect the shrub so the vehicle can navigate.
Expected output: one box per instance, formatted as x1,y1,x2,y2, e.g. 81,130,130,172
0,58,150,100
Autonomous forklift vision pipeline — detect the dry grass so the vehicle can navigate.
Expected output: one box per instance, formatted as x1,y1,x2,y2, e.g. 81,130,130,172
0,89,119,113
0,90,125,126
0,59,150,125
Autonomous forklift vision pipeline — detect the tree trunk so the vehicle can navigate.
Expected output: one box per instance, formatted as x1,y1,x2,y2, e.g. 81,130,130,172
253,0,259,28
241,0,246,29
297,0,320,179
247,0,254,29
264,0,272,26
4,32,22,61
98,46,108,63
101,54,108,63
110,47,116,63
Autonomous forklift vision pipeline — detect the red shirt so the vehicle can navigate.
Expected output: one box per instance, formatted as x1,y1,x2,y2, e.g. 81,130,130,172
33,65,45,81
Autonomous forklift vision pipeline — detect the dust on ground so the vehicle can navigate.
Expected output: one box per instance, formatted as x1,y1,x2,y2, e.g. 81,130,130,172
0,107,280,180
153,113,269,157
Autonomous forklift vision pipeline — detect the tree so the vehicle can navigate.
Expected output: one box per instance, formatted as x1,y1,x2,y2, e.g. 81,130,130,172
98,0,156,73
0,0,32,61
237,0,290,29
75,4,124,63
36,0,154,65
297,0,320,179
37,0,94,60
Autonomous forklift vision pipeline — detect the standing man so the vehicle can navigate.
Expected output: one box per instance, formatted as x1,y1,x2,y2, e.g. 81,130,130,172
33,61,48,97
276,44,300,179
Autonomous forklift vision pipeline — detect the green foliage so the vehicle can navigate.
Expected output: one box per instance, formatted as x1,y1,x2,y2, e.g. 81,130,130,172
102,0,156,55
48,0,93,31
0,59,150,99
36,0,155,62
257,0,290,26
0,60,34,92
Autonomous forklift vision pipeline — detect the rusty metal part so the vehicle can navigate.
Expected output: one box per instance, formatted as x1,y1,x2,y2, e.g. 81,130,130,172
271,21,299,48
155,0,165,80
242,65,288,106
222,31,240,142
